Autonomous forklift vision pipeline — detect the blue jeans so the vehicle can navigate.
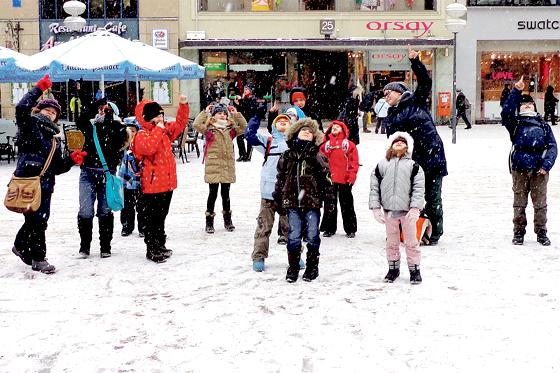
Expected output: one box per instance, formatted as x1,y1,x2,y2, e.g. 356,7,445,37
78,168,111,219
287,208,321,253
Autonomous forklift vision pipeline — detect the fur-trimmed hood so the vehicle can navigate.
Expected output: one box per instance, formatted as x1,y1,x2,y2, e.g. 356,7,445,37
386,131,414,157
285,118,324,146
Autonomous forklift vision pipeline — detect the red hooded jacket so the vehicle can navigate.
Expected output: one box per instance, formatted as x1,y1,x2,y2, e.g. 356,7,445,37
131,100,189,194
320,120,359,185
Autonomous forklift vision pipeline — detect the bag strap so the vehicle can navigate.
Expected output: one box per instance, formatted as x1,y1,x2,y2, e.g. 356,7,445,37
92,124,110,173
39,138,57,177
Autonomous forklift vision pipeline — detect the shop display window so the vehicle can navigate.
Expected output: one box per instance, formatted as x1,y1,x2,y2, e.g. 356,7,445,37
198,0,435,11
480,52,560,118
39,0,138,20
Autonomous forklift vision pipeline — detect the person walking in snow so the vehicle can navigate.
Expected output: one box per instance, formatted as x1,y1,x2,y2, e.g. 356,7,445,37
369,132,425,284
319,120,359,238
246,107,291,272
117,119,144,238
501,76,557,246
11,75,84,274
131,96,190,263
194,103,247,234
383,47,447,246
456,88,472,129
76,96,127,259
273,118,334,283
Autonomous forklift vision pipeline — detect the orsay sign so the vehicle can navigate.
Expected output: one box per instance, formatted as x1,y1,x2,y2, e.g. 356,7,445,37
365,21,434,38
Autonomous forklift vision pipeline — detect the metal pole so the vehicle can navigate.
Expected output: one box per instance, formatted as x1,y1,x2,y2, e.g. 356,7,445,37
451,32,457,144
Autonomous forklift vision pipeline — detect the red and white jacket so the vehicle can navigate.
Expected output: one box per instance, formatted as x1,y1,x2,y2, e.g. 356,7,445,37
320,120,359,185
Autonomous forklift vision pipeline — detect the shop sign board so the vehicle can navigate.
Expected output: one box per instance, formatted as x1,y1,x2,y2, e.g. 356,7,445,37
205,62,226,71
365,21,434,38
320,19,336,36
152,29,168,50
368,50,409,71
517,19,560,30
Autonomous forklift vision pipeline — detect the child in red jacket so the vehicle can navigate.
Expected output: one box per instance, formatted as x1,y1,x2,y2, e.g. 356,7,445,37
319,120,359,238
131,95,189,263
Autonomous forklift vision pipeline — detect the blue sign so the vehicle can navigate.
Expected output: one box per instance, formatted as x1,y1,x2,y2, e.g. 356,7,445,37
12,0,21,7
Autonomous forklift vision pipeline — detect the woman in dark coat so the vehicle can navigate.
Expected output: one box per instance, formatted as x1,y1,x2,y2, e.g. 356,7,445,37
383,48,448,246
11,75,82,274
544,85,558,126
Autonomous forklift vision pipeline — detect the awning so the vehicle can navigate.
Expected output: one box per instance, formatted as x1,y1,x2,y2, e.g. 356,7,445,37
180,38,453,50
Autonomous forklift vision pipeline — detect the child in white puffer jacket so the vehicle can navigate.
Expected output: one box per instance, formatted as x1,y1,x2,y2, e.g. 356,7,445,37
369,131,425,284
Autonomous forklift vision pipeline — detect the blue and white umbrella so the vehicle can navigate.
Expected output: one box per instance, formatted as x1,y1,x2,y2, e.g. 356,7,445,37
0,46,43,82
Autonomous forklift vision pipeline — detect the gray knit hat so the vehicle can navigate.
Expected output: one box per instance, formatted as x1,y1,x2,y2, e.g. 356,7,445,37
383,82,408,94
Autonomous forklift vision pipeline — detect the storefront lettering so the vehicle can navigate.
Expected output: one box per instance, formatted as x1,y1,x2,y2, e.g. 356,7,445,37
48,22,128,35
371,53,407,62
518,19,560,30
366,21,434,38
491,72,514,80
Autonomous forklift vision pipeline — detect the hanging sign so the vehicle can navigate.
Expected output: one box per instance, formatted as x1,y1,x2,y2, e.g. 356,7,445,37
368,50,409,71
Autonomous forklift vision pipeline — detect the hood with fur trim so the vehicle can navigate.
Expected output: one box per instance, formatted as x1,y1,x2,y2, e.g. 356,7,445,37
386,131,414,157
285,118,324,146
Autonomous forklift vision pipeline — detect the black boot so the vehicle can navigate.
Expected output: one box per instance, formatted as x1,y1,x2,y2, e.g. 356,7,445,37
512,230,525,245
384,260,400,283
205,211,215,234
409,264,422,285
223,210,235,232
286,250,302,283
302,250,320,282
98,214,114,258
77,216,93,258
537,230,551,246
146,246,167,263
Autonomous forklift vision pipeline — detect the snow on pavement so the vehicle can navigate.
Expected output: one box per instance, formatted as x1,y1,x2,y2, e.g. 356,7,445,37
0,125,559,372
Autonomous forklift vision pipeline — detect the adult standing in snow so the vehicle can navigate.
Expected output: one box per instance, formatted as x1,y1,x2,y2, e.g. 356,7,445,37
383,47,447,246
11,75,84,274
359,87,374,133
544,85,558,126
338,85,362,145
500,84,510,109
76,96,127,259
132,95,190,262
194,103,247,234
373,92,389,134
501,76,557,246
234,84,257,161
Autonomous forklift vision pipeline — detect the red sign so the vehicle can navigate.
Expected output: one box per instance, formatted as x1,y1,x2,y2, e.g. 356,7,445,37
491,72,514,80
366,21,434,38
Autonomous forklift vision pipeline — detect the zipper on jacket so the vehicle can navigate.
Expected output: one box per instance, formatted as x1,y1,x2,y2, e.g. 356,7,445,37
392,159,399,205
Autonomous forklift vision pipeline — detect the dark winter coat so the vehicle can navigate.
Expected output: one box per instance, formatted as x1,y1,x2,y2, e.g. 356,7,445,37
500,87,510,108
235,94,258,121
501,87,557,172
339,90,360,145
456,92,470,114
14,86,74,194
384,57,448,178
76,101,127,171
273,118,334,210
544,86,558,114
320,120,359,185
359,91,375,112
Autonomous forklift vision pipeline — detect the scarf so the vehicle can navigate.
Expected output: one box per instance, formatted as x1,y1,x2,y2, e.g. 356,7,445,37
212,119,230,130
519,110,538,117
32,113,60,136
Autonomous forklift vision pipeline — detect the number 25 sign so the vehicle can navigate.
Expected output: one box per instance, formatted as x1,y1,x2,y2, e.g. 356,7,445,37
320,19,335,35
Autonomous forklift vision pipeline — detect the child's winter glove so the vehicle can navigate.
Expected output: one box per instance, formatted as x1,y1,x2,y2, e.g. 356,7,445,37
70,150,87,165
405,207,420,223
36,74,52,92
373,208,385,224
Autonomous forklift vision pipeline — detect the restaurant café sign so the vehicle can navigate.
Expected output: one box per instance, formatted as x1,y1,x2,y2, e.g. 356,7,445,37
41,21,133,50
366,20,434,38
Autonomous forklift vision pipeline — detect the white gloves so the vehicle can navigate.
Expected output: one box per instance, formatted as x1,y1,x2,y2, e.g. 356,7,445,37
373,208,385,224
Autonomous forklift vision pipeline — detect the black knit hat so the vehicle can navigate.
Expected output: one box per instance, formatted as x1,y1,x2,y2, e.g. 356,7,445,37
520,94,535,107
143,101,164,122
36,99,62,120
383,82,408,94
211,103,228,117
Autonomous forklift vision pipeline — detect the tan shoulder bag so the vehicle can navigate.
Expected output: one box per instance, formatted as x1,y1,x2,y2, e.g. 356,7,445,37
4,138,56,214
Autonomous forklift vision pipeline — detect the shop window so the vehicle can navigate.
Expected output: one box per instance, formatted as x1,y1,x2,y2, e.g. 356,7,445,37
41,0,56,19
106,0,121,18
89,0,105,18
303,0,335,10
123,0,138,17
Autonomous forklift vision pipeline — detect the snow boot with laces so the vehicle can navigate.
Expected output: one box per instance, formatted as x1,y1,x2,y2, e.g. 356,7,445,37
205,211,215,234
384,260,400,283
537,230,551,246
223,210,235,232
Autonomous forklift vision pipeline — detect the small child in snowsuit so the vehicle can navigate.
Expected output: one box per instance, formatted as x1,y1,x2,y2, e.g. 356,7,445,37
369,132,425,284
118,118,144,237
273,118,334,283
131,95,190,263
319,120,359,238
246,108,291,272
194,103,247,234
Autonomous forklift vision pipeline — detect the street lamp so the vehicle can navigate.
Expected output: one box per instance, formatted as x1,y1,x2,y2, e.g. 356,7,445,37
63,1,87,32
445,2,467,144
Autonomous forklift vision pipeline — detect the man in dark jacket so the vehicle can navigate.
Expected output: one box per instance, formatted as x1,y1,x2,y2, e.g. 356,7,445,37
544,85,558,126
383,47,447,246
456,88,472,129
76,96,127,259
501,76,557,246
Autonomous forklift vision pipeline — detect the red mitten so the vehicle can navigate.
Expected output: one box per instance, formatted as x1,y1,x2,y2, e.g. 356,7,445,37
36,74,52,92
70,150,87,165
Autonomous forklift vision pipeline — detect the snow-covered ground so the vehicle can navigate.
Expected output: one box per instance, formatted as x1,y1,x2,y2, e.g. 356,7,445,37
1,124,559,372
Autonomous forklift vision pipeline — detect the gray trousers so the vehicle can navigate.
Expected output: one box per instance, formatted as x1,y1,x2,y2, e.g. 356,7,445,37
251,199,289,261
512,170,548,234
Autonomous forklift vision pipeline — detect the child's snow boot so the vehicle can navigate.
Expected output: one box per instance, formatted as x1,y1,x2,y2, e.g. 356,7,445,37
302,250,320,282
537,230,551,246
223,210,235,232
286,250,302,283
253,259,265,272
409,264,422,285
98,214,114,258
146,246,167,263
384,260,400,283
32,259,56,274
205,211,215,234
512,230,525,245
77,216,93,258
